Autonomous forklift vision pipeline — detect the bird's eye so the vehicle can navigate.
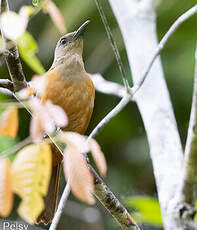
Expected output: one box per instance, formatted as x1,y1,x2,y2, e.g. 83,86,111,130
59,37,68,45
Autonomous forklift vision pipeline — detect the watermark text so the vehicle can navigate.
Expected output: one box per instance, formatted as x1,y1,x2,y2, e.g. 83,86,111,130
3,222,28,230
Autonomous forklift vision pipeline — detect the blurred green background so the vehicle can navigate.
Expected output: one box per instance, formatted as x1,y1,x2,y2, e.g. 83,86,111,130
0,0,197,229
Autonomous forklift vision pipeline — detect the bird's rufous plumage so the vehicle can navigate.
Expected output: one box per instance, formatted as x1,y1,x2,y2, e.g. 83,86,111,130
36,21,95,224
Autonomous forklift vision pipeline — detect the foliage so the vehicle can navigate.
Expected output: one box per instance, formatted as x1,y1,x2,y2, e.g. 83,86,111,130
125,196,162,227
18,32,45,75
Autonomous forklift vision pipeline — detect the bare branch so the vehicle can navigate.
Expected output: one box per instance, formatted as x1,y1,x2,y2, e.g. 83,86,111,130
0,79,13,91
94,0,130,91
0,87,12,95
177,43,197,218
49,182,71,230
107,0,197,229
91,73,125,98
133,4,197,95
88,94,131,139
0,0,27,92
90,166,140,230
90,5,197,102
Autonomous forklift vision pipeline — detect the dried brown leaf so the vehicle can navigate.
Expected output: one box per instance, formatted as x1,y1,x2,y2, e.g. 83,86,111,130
29,98,68,142
29,98,55,142
30,115,43,142
0,159,13,217
63,146,95,204
61,132,89,153
45,100,68,128
43,0,66,34
0,106,18,138
89,139,107,176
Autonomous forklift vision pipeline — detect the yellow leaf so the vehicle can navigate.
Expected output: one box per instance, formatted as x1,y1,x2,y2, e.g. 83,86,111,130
89,139,107,177
18,194,44,225
61,132,107,203
64,146,95,205
11,143,52,224
0,159,13,217
0,106,18,138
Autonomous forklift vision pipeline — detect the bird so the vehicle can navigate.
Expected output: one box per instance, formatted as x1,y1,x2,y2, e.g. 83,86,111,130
36,20,95,225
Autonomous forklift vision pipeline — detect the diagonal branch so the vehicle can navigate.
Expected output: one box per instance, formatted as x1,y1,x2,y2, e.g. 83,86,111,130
0,0,27,92
90,166,140,230
133,4,197,95
88,94,131,139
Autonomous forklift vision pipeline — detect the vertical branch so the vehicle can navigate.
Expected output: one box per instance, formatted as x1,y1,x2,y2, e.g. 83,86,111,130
178,43,197,215
0,0,27,92
107,0,188,229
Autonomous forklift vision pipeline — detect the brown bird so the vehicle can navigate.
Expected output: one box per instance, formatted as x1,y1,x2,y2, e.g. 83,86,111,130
36,20,95,224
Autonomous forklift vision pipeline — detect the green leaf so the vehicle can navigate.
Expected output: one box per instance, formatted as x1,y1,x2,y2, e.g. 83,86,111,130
17,31,45,75
125,196,163,227
0,36,3,50
32,0,39,7
194,200,197,220
0,137,18,162
22,6,35,16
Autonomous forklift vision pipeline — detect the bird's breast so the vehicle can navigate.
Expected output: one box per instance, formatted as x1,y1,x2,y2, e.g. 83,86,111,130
41,68,95,134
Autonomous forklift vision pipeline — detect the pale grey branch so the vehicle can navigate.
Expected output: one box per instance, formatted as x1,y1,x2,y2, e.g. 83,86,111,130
88,94,131,139
49,182,71,230
133,4,197,95
91,73,125,98
107,0,195,229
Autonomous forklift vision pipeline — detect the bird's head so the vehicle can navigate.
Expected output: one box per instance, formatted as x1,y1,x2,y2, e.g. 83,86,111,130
54,20,90,60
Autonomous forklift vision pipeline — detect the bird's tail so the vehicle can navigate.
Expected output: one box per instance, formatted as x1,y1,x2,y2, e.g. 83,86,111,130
36,145,63,225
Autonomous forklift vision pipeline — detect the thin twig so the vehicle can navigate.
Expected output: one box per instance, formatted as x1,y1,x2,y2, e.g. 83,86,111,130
0,100,29,108
94,0,130,91
0,0,27,92
132,4,197,95
0,136,32,159
88,94,131,139
49,181,71,230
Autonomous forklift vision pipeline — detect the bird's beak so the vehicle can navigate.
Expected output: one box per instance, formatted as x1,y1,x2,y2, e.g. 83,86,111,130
73,20,90,40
